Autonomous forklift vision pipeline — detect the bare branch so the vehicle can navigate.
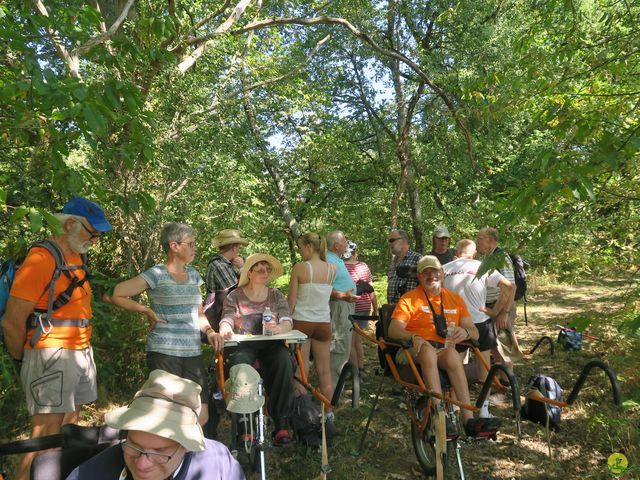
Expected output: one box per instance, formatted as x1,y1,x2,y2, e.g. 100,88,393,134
73,0,135,57
177,0,254,73
185,0,233,38
242,35,330,92
30,0,79,78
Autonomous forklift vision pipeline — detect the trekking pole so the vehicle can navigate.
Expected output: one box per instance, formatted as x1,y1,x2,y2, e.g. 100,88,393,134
257,381,266,480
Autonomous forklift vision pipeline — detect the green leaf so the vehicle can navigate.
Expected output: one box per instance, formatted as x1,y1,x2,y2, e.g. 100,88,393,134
73,87,89,101
568,316,591,332
28,209,43,232
10,206,29,222
42,211,62,235
83,104,107,134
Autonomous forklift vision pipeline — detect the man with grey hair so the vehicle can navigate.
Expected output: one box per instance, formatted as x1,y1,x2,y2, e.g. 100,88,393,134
326,230,359,390
387,229,421,304
476,227,523,373
3,197,112,480
443,239,515,416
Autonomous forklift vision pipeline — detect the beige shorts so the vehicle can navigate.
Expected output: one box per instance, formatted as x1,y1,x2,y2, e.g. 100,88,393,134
21,347,97,415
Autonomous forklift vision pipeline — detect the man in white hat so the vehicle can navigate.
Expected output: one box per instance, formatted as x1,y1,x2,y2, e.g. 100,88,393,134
204,229,249,328
388,255,500,437
430,226,455,265
66,370,245,480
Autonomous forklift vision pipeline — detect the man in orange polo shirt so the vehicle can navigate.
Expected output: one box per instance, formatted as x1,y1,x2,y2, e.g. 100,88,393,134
2,197,112,480
388,255,500,437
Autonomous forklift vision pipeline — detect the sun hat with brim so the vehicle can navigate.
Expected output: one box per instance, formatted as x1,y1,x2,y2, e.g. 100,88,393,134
225,364,265,414
496,330,524,363
212,229,250,248
63,197,112,232
343,240,357,260
417,255,442,273
105,370,205,452
238,253,284,288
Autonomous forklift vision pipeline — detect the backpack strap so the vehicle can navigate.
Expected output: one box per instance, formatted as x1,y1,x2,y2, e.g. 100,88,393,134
28,240,91,348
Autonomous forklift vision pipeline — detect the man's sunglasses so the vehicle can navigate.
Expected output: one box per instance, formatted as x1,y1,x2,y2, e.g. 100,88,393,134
388,237,403,243
76,219,102,240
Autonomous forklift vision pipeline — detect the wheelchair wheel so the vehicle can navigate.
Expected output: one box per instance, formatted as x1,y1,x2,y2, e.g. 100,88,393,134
410,395,453,477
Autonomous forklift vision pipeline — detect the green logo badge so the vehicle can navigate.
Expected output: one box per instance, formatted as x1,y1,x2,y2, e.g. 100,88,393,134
607,452,628,476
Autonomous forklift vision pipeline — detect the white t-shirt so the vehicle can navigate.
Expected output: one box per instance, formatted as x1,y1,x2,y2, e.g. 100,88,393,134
443,259,504,324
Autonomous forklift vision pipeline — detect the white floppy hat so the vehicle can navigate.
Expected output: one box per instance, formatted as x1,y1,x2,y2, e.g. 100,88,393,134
105,370,205,452
225,364,265,414
238,253,284,288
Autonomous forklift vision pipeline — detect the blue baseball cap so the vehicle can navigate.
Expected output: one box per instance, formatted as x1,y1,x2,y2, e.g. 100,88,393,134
62,197,112,232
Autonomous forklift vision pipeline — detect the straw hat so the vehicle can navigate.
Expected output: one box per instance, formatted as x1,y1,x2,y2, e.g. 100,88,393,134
224,364,265,414
238,253,283,287
212,229,249,248
105,370,205,452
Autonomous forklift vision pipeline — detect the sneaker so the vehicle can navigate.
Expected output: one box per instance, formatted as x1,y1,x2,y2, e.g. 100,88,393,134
273,429,293,447
464,417,501,438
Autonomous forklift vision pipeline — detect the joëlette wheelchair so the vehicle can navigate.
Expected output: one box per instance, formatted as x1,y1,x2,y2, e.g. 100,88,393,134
350,305,521,480
207,330,336,477
0,424,121,480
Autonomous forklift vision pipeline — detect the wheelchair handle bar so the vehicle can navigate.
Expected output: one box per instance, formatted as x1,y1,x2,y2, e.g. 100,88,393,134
526,335,555,355
475,364,521,414
566,359,622,406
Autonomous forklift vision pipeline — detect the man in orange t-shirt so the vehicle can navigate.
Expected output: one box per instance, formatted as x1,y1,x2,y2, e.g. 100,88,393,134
2,197,112,480
389,255,500,437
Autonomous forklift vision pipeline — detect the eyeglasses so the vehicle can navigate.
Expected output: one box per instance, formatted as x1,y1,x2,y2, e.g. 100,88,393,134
388,237,403,243
176,241,196,248
251,266,272,274
75,219,102,240
121,440,181,465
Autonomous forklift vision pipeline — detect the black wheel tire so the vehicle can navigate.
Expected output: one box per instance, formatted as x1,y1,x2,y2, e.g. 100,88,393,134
410,396,451,477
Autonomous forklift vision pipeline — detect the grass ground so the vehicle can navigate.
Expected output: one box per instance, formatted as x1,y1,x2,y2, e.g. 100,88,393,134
1,275,639,479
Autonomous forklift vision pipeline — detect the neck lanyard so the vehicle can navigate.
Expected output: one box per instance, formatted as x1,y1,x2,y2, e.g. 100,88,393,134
422,288,443,316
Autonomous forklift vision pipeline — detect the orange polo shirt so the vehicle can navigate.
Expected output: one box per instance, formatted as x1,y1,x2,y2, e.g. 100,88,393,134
10,245,92,350
392,287,469,343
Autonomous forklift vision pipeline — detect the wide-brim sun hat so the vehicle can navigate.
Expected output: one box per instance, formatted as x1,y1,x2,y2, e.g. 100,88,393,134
343,240,356,260
105,370,205,452
224,364,265,414
212,229,249,248
238,253,284,287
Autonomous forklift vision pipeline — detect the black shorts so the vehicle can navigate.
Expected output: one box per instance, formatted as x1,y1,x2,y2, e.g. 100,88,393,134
146,351,209,403
475,319,497,351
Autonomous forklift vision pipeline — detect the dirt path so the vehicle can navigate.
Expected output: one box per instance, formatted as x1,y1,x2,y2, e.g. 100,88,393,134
267,277,638,479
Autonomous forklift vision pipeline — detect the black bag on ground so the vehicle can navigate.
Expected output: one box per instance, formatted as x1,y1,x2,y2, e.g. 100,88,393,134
521,374,563,431
291,394,324,447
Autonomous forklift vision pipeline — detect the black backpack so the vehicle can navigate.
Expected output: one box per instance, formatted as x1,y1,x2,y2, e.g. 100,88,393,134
521,375,563,431
291,394,323,447
508,253,528,301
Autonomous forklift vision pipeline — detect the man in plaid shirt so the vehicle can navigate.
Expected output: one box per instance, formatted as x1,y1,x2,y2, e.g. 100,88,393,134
386,229,421,305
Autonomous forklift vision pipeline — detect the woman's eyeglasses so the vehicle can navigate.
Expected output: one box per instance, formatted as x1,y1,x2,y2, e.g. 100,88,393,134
388,237,402,243
251,267,272,274
121,440,181,465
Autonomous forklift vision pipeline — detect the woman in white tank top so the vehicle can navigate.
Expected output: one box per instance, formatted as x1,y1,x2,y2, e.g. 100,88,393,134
288,233,336,414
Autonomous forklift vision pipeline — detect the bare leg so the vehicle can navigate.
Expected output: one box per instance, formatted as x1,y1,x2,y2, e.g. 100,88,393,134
311,338,334,412
350,332,364,370
438,349,474,422
294,341,312,397
16,412,66,480
414,344,443,405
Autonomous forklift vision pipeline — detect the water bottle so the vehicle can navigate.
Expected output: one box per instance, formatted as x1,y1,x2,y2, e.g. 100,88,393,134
444,321,456,348
262,307,274,336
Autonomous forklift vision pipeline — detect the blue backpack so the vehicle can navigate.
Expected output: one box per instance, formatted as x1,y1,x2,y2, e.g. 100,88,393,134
0,240,90,347
521,374,563,431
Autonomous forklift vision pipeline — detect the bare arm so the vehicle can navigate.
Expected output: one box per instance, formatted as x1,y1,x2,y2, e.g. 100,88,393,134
371,291,378,314
198,304,224,352
482,277,516,329
287,263,300,314
2,296,35,360
104,276,166,330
